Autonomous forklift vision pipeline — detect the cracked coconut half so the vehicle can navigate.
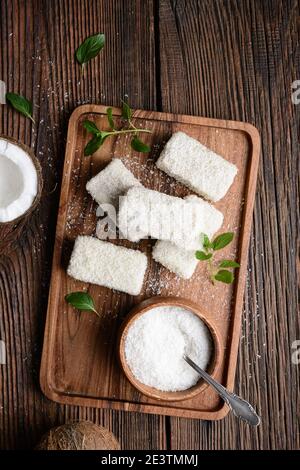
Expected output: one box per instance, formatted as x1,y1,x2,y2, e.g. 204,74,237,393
0,136,42,223
0,136,43,254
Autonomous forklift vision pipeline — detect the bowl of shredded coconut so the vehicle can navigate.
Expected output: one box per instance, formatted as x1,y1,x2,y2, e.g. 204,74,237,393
118,297,221,401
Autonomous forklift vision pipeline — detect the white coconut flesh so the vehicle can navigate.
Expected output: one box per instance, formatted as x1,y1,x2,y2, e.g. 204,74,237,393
0,138,38,223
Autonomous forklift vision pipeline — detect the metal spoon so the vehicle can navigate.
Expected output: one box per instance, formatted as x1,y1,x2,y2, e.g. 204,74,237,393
183,354,260,426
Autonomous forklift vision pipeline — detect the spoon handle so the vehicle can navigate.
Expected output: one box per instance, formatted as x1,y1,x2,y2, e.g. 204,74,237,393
183,355,260,426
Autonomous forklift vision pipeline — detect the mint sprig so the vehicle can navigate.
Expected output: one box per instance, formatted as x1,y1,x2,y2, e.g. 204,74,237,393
106,107,115,130
83,97,152,156
214,269,234,284
219,260,240,268
212,232,234,251
121,98,132,121
195,251,212,261
195,232,240,285
76,33,105,72
6,92,35,123
65,291,100,317
131,135,151,153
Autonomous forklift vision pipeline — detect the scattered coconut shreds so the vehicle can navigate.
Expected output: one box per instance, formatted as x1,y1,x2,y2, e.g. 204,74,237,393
0,138,38,223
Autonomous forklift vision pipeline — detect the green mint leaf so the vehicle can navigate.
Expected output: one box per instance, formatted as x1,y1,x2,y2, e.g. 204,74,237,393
83,119,100,135
106,107,115,130
76,33,105,65
121,98,132,121
219,260,240,268
6,92,34,123
65,292,99,315
131,136,150,153
201,233,211,250
195,250,213,261
214,269,234,284
84,134,103,156
212,232,234,251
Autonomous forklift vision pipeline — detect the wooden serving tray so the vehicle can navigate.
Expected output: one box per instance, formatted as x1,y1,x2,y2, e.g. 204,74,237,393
40,105,260,420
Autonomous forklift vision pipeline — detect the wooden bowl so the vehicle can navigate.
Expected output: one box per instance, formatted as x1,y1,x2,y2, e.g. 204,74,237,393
118,296,222,402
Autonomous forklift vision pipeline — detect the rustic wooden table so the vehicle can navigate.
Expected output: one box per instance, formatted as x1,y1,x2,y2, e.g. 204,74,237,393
0,0,299,450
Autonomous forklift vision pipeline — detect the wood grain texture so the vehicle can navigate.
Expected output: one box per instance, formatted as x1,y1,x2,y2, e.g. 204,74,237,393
0,0,165,450
158,0,300,450
0,0,299,450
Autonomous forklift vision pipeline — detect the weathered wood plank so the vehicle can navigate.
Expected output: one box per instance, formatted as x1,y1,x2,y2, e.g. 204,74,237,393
0,0,299,450
158,0,299,450
0,0,165,450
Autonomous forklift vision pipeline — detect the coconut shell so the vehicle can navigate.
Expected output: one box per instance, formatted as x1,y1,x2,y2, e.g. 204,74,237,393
35,421,121,451
0,136,43,256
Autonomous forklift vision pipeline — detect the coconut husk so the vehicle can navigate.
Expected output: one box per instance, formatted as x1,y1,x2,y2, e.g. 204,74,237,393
0,136,43,256
35,421,121,451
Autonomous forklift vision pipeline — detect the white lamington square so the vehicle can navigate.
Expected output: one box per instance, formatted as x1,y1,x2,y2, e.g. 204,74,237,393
152,195,223,279
86,158,142,206
156,132,238,202
184,195,223,248
67,236,148,296
118,187,205,250
152,241,198,279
